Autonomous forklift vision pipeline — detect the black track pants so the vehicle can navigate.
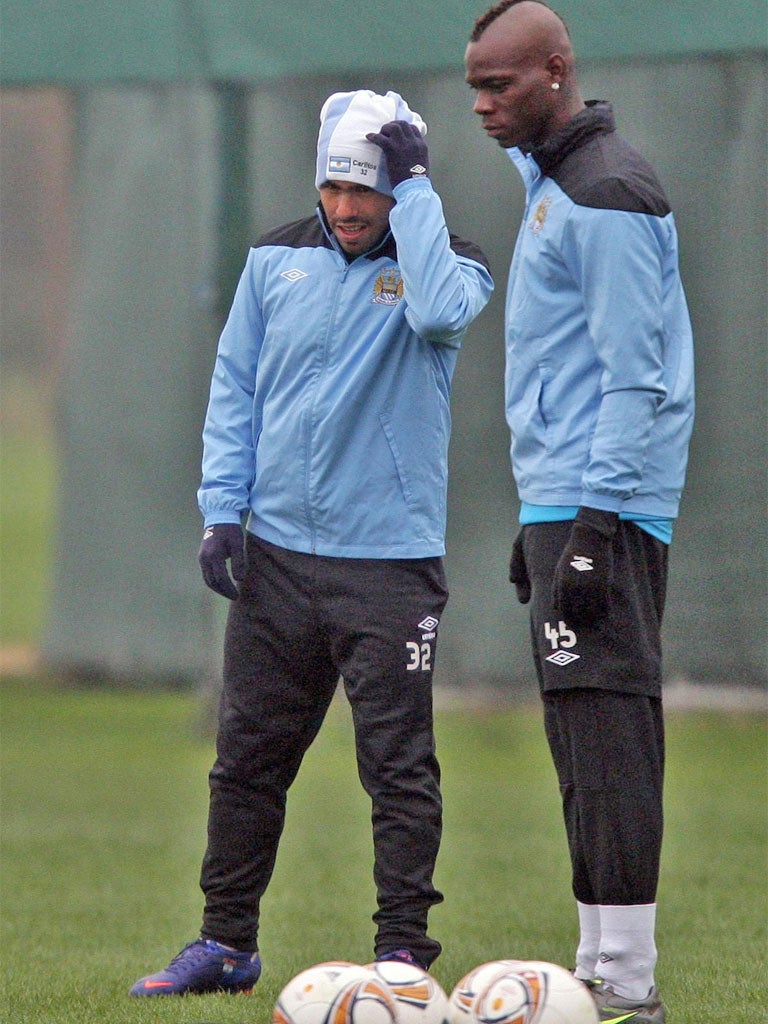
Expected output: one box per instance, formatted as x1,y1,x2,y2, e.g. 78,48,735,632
543,688,665,905
199,534,448,965
520,521,668,904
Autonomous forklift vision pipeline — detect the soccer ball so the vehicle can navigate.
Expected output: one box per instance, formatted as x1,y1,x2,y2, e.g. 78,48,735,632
366,960,450,1024
273,961,400,1024
448,961,522,1024
451,960,597,1024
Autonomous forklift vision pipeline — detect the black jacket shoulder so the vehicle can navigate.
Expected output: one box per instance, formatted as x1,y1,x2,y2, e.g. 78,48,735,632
449,233,491,271
534,102,671,217
253,215,330,251
251,209,491,272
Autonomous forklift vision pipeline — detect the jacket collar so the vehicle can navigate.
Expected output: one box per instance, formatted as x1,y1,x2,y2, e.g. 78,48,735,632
315,204,396,262
530,100,615,177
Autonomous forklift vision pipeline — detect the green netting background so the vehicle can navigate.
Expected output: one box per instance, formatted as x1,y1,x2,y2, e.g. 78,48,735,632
1,2,766,691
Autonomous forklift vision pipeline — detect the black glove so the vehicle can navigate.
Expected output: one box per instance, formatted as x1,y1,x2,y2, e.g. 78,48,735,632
509,531,531,604
198,523,245,600
552,508,619,628
366,121,429,188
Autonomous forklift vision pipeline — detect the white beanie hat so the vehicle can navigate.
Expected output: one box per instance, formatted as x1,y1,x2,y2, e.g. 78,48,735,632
315,89,427,196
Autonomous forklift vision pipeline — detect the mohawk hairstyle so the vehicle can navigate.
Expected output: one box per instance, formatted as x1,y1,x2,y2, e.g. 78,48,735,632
469,0,570,42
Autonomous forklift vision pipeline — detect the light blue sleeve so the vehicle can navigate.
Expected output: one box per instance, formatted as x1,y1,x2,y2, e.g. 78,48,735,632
562,205,669,509
389,179,494,347
197,248,265,525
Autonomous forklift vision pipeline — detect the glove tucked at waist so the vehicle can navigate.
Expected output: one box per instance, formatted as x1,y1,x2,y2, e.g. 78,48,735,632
552,508,619,629
509,530,531,604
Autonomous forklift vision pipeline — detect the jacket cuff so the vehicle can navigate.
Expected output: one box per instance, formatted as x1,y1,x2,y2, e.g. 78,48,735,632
203,509,246,529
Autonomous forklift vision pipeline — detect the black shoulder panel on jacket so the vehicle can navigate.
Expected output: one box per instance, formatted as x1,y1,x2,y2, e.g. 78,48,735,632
449,234,491,271
252,215,331,251
250,211,490,272
550,133,671,216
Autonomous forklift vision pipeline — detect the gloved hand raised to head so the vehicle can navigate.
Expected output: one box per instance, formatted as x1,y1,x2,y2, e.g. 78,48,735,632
552,507,619,629
198,523,245,600
366,121,429,189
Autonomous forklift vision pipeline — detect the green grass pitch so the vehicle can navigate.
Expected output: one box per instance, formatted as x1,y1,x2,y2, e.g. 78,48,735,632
1,677,766,1023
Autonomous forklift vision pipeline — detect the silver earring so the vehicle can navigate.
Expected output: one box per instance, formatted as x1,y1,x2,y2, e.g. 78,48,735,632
551,82,560,91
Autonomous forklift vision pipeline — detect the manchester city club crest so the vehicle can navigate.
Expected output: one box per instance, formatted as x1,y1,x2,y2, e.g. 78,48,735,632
372,267,404,305
530,195,552,236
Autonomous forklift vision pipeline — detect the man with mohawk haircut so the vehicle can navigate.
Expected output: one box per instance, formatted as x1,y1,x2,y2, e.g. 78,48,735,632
465,4,695,1021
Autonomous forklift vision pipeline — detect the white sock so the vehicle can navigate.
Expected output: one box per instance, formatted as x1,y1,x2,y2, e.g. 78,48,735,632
574,901,600,981
597,903,658,1000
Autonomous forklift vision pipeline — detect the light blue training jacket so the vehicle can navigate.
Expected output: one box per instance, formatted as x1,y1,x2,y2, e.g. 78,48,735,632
504,103,695,521
198,178,493,558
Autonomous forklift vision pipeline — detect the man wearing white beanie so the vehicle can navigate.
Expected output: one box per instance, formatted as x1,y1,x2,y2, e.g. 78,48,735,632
130,89,493,997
